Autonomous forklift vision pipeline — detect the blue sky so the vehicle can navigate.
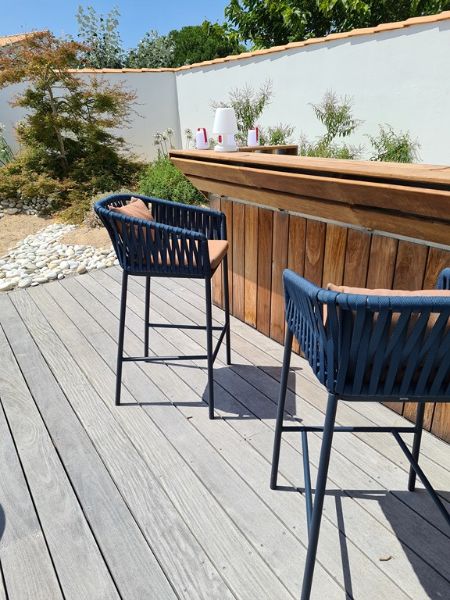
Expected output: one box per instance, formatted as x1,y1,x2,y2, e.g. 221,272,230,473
1,1,230,49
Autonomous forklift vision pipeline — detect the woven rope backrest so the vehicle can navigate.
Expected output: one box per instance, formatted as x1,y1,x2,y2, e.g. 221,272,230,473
95,194,210,276
283,269,450,399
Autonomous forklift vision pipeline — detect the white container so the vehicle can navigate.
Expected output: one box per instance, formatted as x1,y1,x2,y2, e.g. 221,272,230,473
212,107,238,152
247,127,260,147
195,128,209,150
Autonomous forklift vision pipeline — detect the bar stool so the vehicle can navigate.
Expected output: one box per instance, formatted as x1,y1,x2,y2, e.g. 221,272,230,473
95,193,231,418
271,268,450,599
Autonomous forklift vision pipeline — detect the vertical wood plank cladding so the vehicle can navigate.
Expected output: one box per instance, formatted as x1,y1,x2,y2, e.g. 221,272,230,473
257,208,273,337
322,225,347,287
343,229,371,287
393,240,428,291
423,247,450,288
304,220,326,285
287,216,306,276
366,236,398,289
221,199,234,313
388,241,429,416
430,404,450,443
209,196,223,307
270,212,289,344
424,248,450,439
232,202,245,321
216,195,450,445
244,204,258,328
287,216,306,353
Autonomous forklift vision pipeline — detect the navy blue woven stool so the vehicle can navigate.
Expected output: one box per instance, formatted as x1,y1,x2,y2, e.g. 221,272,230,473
95,193,231,419
271,268,450,600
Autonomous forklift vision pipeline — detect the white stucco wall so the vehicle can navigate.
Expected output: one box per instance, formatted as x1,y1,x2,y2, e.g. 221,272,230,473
1,19,449,164
0,71,180,161
175,20,450,165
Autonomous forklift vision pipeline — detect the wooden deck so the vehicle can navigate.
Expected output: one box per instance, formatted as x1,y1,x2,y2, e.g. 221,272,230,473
0,266,449,600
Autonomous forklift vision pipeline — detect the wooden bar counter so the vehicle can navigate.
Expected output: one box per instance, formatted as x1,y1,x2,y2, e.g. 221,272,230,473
170,149,450,442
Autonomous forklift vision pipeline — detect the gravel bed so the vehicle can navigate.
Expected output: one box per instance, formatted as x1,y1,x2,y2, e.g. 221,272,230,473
0,223,117,292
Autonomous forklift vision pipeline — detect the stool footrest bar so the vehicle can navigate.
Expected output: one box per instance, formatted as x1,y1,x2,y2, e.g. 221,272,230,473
123,354,208,362
148,322,223,331
282,425,416,434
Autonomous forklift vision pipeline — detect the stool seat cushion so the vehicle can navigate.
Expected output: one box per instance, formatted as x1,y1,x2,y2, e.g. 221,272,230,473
327,284,450,298
208,240,228,270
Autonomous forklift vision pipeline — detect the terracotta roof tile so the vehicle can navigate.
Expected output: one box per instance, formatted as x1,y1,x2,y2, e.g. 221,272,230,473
66,10,450,74
0,31,44,47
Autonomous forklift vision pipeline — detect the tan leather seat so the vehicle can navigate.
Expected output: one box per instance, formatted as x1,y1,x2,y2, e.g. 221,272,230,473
208,240,228,271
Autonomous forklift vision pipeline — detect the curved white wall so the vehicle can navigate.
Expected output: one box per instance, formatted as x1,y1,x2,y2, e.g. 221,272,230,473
1,19,449,164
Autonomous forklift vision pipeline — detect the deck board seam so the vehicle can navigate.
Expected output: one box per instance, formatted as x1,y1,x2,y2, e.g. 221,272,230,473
148,272,450,495
45,279,301,600
169,273,450,473
0,309,125,600
99,269,450,567
23,284,248,600
0,369,66,599
78,271,444,596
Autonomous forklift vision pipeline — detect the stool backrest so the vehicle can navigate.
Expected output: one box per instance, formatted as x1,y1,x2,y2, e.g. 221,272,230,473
95,194,220,276
283,269,450,399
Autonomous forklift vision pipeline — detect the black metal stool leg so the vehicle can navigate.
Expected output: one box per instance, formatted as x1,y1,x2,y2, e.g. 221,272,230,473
301,393,338,600
115,271,128,406
223,255,231,365
144,276,151,357
408,402,425,492
205,276,215,419
270,328,293,490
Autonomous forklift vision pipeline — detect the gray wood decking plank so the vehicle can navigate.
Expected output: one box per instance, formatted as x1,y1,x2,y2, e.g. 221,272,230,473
0,309,121,600
97,268,450,597
158,273,450,484
49,277,345,599
0,298,178,600
0,567,6,600
144,272,450,518
33,281,298,600
144,275,450,558
7,284,239,600
9,289,234,600
75,272,430,599
0,340,63,600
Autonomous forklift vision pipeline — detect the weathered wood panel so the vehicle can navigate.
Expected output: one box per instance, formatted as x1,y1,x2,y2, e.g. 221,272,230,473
304,220,326,286
270,212,289,344
244,204,258,328
322,224,347,287
232,202,245,321
256,208,273,337
221,199,234,312
366,236,398,289
220,197,450,443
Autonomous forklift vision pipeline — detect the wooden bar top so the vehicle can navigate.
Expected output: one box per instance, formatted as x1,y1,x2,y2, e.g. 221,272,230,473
170,149,450,187
170,150,450,246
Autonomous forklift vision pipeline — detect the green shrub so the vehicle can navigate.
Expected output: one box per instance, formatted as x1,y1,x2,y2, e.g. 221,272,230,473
261,123,295,146
299,90,363,159
299,136,362,160
139,158,204,204
368,125,420,163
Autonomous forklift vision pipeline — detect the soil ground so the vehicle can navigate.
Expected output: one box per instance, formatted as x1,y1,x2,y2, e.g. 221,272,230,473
0,214,111,257
59,226,111,248
0,214,55,257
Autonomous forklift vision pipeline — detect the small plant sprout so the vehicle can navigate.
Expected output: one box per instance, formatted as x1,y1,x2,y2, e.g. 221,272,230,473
185,128,193,149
